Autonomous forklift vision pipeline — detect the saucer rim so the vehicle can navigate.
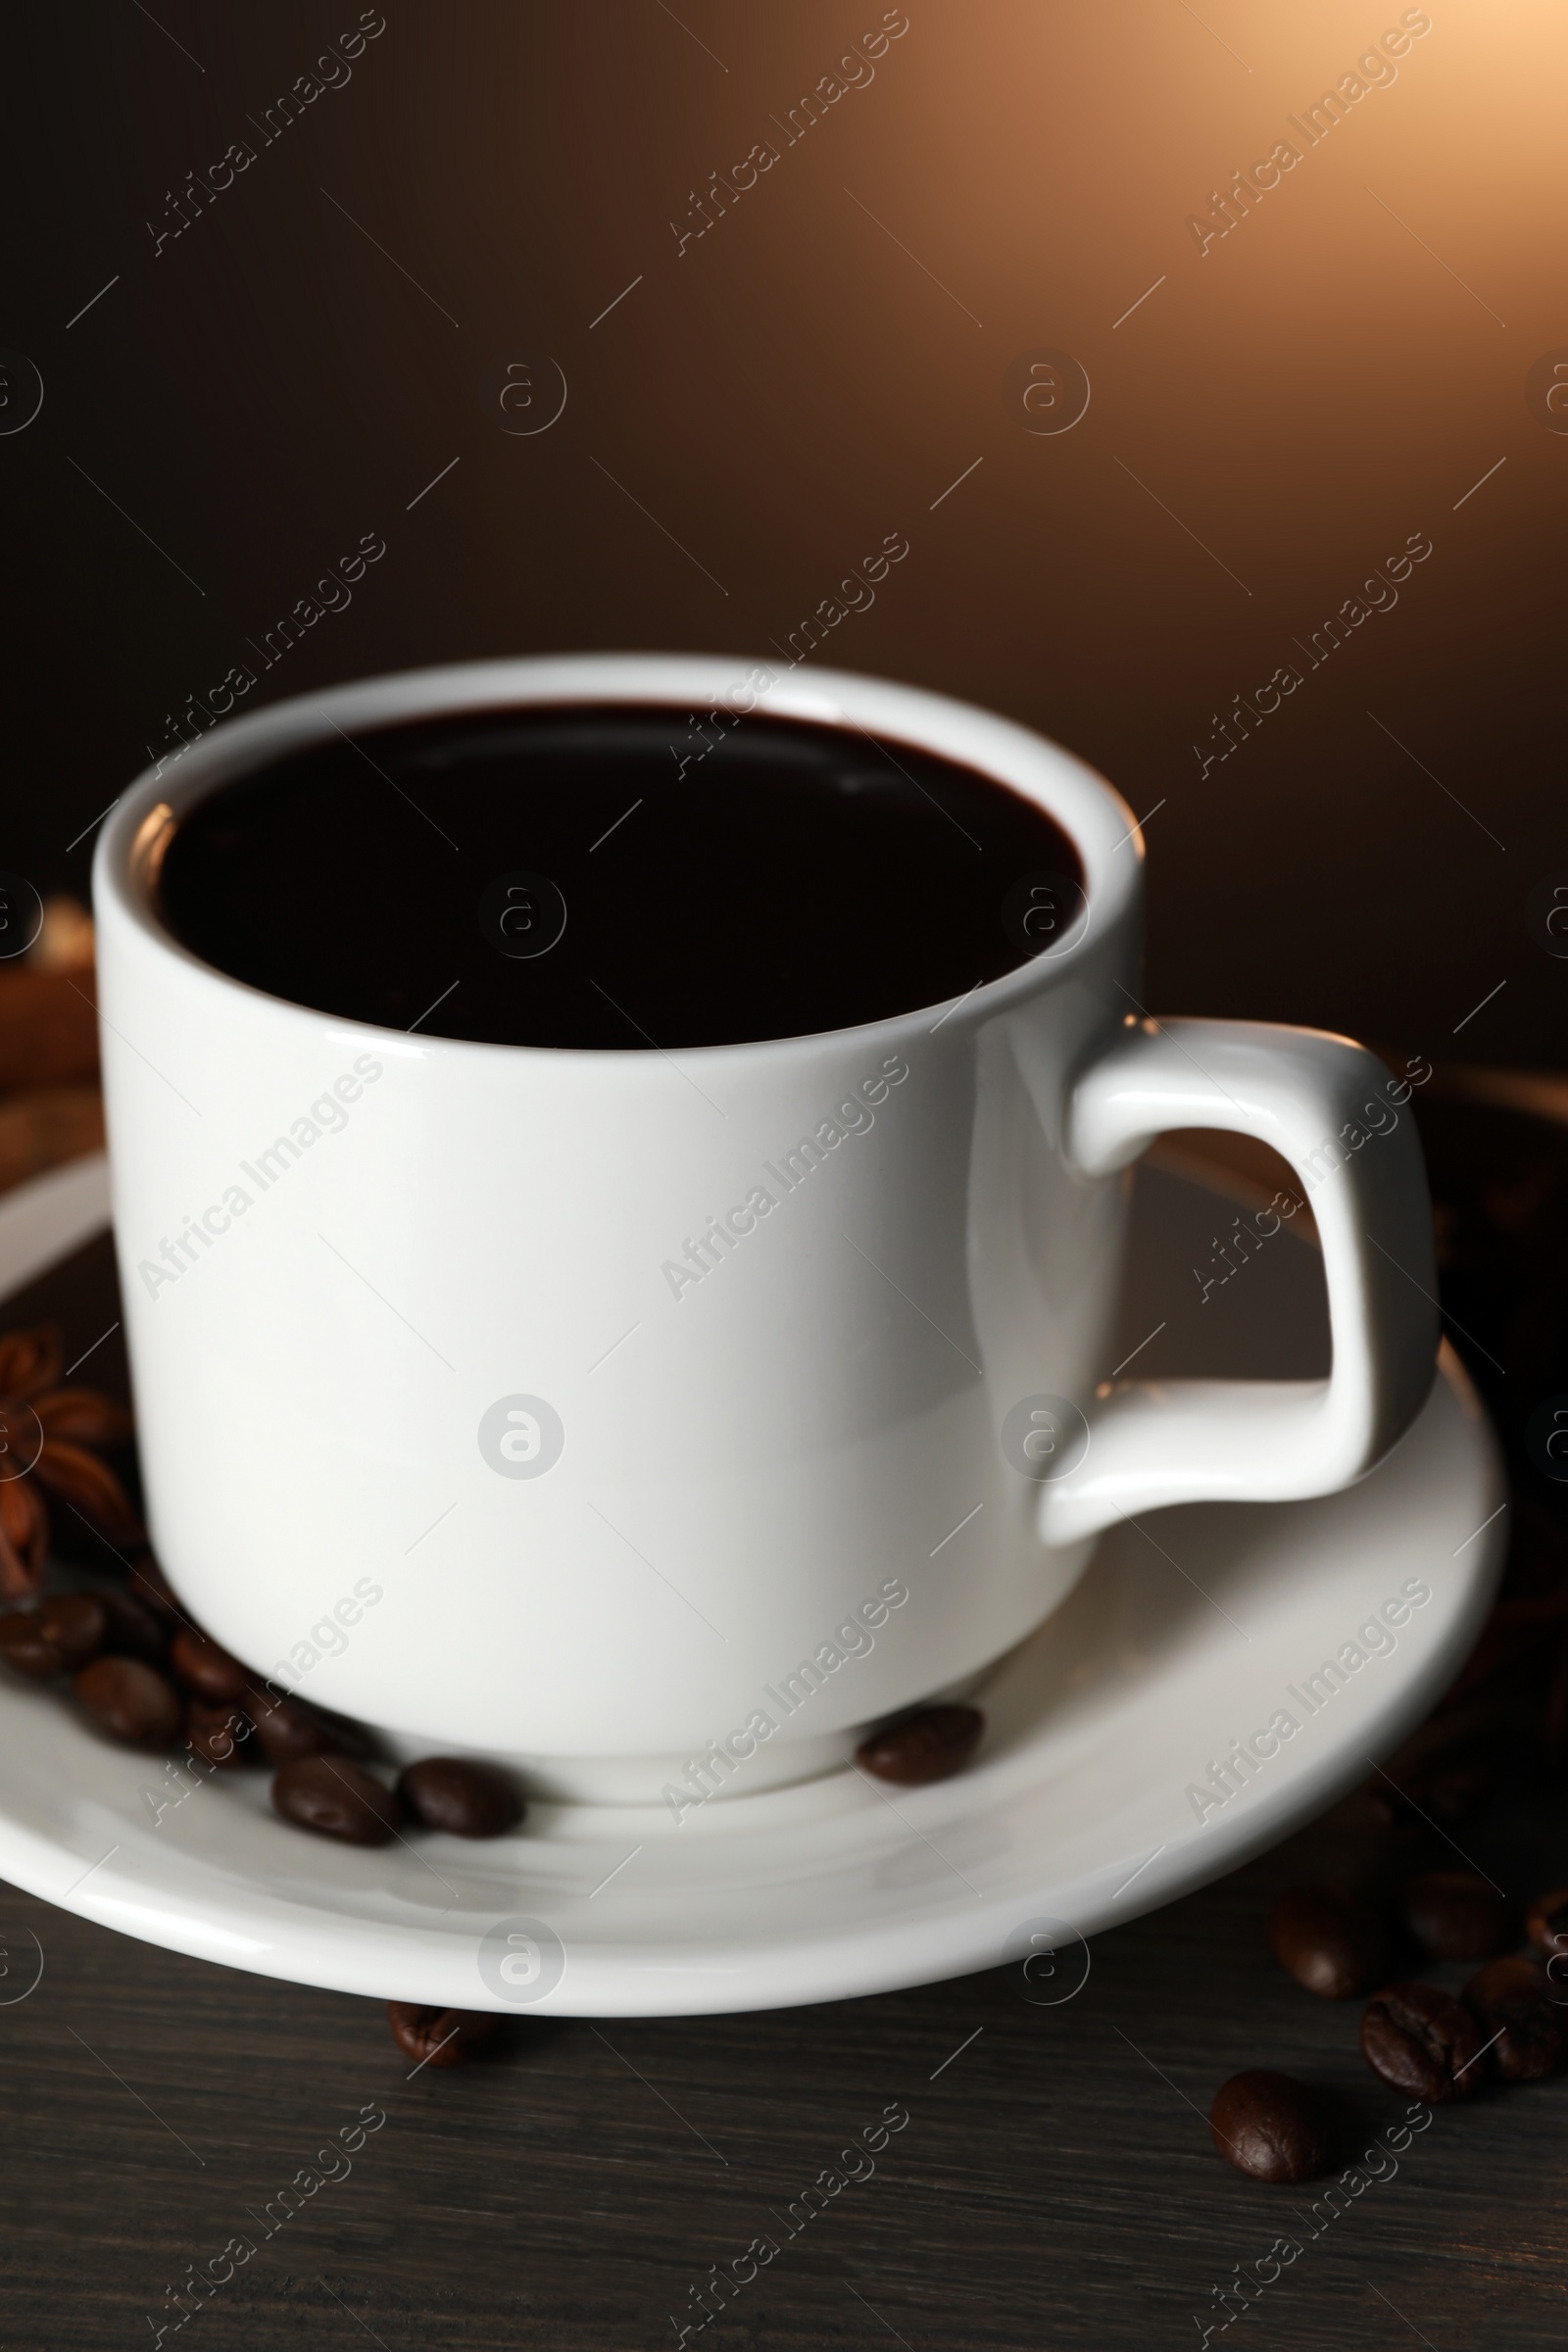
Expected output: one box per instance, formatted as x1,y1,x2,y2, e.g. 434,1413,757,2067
0,1156,1504,2016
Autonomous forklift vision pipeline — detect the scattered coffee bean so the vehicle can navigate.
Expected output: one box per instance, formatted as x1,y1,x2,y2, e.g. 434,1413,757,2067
39,1594,109,1670
249,1690,344,1766
1209,2070,1333,2182
1525,1886,1568,1958
856,1703,984,1786
1362,1709,1508,1827
1418,1756,1505,1825
271,1755,401,1845
74,1655,183,1748
1268,1886,1388,1999
1362,1763,1494,1832
0,1593,106,1678
170,1628,249,1703
1402,1872,1511,1962
397,1757,523,1839
1463,1957,1565,2083
386,2002,502,2069
89,1586,168,1665
0,1614,56,1680
1360,1981,1483,2101
186,1699,254,1769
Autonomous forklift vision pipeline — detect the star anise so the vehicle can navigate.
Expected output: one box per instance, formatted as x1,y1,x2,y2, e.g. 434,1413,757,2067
0,1324,141,1599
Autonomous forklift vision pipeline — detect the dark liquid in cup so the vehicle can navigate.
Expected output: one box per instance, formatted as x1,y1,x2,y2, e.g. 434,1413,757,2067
157,706,1084,1050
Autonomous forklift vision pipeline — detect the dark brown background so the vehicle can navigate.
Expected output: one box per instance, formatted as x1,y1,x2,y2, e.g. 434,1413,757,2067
4,0,1565,1060
2,5,1566,2345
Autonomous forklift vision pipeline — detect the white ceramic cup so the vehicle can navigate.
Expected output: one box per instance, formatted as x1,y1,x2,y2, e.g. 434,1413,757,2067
94,656,1438,1802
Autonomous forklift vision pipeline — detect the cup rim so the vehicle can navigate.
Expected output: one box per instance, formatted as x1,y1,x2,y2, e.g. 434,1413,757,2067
94,653,1146,1063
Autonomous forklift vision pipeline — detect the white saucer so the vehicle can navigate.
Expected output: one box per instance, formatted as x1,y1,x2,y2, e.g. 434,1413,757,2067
0,1152,1504,2016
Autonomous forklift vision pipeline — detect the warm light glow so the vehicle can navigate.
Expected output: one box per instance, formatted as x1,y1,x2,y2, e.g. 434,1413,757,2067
129,803,175,892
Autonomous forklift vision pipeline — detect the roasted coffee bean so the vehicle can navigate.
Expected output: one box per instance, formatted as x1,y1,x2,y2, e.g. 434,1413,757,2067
856,1703,984,1787
1365,1764,1500,1830
89,1586,168,1665
248,1690,343,1766
170,1628,249,1703
1463,1957,1565,2083
74,1655,183,1748
1525,1886,1568,1958
1419,1756,1505,1824
386,2002,502,2069
38,1594,109,1669
271,1755,401,1845
1364,1704,1508,1820
1360,1981,1484,2101
1402,1872,1511,1962
1268,1886,1388,1999
1208,2071,1333,2183
0,1613,57,1679
397,1758,523,1839
0,1593,107,1678
186,1698,254,1770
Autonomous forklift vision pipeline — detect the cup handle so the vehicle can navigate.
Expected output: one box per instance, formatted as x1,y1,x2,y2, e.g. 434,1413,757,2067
1039,1016,1440,1545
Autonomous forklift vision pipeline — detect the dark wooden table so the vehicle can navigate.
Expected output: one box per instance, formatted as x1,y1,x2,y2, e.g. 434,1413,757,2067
2,1082,1564,2352
4,1792,1560,2351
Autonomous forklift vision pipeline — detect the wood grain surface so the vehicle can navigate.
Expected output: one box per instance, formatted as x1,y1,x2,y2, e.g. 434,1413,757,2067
1,1792,1559,2350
